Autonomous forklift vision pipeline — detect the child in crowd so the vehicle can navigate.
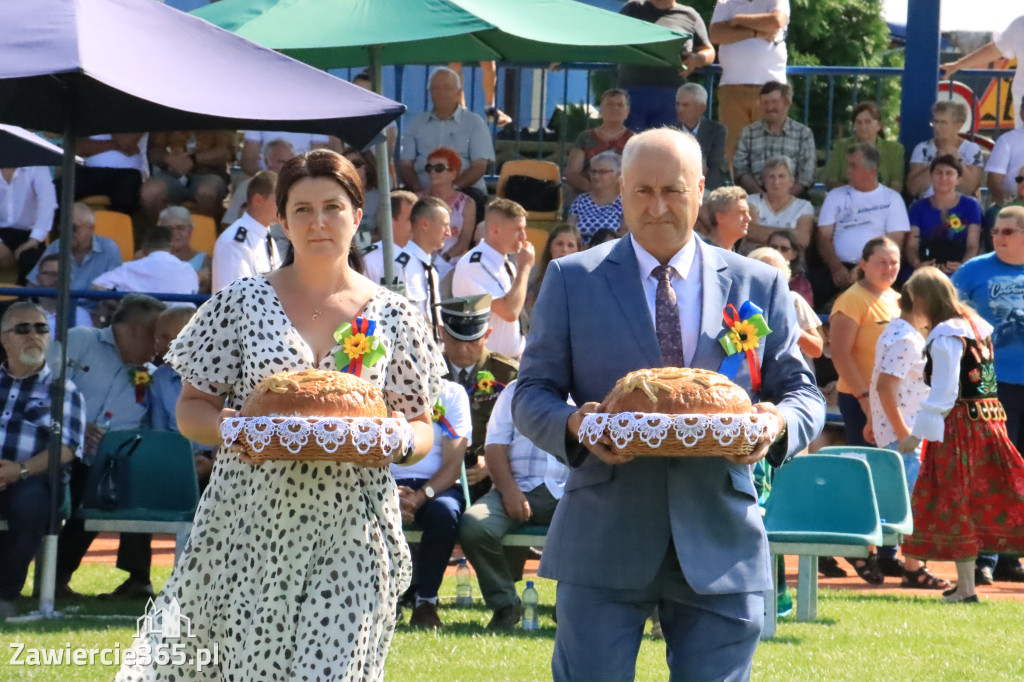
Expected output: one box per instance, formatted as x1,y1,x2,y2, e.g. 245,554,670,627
899,267,1024,603
868,291,949,589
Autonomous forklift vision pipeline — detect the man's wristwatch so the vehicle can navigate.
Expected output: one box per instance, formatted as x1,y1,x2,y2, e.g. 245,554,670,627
19,464,30,480
422,485,436,500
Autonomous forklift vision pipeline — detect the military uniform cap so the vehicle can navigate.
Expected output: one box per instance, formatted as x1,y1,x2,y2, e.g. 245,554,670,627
440,294,492,341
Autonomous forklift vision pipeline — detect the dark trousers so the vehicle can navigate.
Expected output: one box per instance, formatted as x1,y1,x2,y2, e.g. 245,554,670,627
0,228,47,285
397,478,465,601
979,381,1024,572
56,459,151,585
58,166,143,215
0,475,50,601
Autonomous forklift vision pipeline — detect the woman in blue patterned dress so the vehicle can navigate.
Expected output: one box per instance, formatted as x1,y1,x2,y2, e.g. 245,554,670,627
567,150,623,244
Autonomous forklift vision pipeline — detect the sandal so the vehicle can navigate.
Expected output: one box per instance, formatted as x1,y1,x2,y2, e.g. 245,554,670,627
849,553,884,585
900,567,951,590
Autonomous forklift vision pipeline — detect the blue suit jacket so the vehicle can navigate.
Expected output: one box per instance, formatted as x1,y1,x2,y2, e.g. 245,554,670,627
512,235,825,594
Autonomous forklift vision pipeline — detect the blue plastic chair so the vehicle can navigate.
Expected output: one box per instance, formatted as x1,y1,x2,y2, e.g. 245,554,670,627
763,455,882,632
817,446,914,545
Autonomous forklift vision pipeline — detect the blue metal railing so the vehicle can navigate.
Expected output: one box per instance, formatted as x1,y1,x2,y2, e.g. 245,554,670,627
0,286,209,306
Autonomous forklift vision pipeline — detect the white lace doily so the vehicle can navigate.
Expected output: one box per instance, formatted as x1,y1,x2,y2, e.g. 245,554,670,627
221,416,413,457
578,412,777,452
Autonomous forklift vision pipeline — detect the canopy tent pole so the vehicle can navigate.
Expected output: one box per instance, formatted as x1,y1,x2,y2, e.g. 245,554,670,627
31,95,77,620
369,45,399,292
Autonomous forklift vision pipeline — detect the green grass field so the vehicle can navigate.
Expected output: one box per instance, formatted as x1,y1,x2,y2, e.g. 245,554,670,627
2,565,1023,681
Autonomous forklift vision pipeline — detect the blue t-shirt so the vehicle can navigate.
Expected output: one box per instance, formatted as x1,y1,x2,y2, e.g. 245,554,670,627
953,253,1024,386
908,195,981,264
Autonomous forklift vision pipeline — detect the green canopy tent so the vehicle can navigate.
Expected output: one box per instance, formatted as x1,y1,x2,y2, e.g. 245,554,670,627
192,0,692,285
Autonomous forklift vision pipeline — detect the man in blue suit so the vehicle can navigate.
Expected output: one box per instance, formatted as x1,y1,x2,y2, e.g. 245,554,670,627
512,128,824,682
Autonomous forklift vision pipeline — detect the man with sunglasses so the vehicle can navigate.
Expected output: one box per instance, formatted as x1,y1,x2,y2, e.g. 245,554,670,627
0,303,86,619
953,205,1024,584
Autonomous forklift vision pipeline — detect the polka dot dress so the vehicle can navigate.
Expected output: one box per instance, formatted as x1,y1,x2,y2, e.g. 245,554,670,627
568,193,623,243
116,276,445,682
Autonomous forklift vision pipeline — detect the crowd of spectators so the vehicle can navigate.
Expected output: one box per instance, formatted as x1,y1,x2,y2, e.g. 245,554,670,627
3,0,1024,627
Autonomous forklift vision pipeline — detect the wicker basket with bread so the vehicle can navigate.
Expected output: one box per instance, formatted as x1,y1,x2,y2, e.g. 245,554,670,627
220,369,413,466
577,367,777,457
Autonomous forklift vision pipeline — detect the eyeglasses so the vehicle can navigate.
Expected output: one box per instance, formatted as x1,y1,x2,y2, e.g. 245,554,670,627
347,159,366,169
991,227,1024,237
1015,176,1024,184
770,244,794,254
2,322,50,336
424,163,450,174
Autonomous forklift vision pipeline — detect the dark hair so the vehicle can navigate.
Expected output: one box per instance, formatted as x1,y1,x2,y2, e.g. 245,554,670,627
767,229,807,277
587,228,618,247
852,101,883,136
344,148,379,191
111,293,166,327
410,196,450,226
537,223,582,278
760,81,792,100
140,225,172,252
600,88,630,107
847,142,881,170
854,236,900,281
247,170,277,204
929,153,963,177
276,150,366,273
37,253,60,270
276,149,365,218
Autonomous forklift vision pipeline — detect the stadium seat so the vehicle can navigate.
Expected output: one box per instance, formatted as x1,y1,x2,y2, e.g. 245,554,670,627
92,210,135,262
78,430,199,565
497,160,563,222
189,214,217,256
817,446,914,545
762,455,882,637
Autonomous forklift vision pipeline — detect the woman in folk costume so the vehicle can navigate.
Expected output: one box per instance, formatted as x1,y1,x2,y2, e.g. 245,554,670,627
899,266,1024,603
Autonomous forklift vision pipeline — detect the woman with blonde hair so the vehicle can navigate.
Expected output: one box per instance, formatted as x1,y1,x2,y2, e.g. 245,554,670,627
899,266,1024,603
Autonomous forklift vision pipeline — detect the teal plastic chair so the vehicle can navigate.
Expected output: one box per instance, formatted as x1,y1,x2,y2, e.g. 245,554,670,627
78,430,199,564
763,455,882,631
817,446,914,545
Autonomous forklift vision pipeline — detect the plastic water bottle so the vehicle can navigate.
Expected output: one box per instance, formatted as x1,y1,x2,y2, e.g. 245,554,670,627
455,558,473,606
85,411,113,464
521,580,539,630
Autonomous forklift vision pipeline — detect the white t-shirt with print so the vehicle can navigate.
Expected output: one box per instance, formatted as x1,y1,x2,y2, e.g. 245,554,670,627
818,184,910,264
869,318,928,448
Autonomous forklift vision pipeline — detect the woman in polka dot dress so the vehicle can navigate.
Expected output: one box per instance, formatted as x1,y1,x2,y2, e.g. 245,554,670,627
117,150,445,682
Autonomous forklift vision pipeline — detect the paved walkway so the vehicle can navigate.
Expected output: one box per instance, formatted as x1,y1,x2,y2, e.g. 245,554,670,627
86,533,1024,601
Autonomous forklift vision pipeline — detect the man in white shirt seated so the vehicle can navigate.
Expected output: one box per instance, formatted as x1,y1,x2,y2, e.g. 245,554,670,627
817,143,910,295
985,101,1024,205
362,190,418,286
459,379,568,629
391,378,472,629
0,165,57,284
212,171,281,293
452,199,535,359
91,225,199,295
69,134,148,215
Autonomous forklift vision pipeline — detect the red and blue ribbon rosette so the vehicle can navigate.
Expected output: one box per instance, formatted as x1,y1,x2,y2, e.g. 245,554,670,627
431,399,459,438
717,301,772,392
333,316,386,377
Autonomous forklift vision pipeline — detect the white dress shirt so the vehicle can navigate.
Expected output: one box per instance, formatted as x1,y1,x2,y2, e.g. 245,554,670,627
912,315,995,443
452,240,524,359
630,234,702,366
0,167,58,241
212,212,280,293
390,379,471,481
91,250,199,295
485,380,569,499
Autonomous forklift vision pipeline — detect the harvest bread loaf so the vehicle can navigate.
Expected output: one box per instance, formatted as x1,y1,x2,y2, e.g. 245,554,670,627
240,368,387,419
602,367,751,414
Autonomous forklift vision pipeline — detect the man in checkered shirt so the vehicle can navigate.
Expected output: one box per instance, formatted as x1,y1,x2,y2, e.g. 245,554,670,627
0,302,86,619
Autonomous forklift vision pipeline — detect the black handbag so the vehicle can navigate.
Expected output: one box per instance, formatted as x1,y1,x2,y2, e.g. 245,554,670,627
503,175,560,212
92,435,142,511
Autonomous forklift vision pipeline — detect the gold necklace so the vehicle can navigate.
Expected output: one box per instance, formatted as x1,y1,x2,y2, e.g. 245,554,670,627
312,307,322,320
